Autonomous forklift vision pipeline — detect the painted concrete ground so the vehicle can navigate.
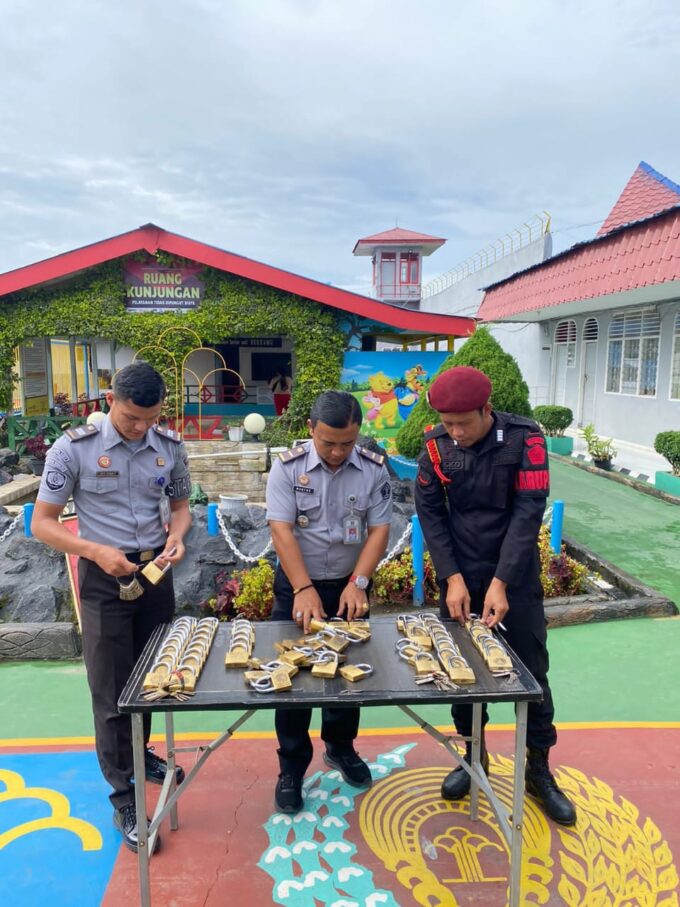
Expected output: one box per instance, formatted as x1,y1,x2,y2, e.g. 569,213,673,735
1,617,679,906
1,461,678,905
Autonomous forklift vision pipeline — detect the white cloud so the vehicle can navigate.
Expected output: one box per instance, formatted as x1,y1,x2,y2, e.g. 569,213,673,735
0,0,678,286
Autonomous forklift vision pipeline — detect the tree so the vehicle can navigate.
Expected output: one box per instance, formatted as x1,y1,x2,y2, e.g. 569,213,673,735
395,327,532,459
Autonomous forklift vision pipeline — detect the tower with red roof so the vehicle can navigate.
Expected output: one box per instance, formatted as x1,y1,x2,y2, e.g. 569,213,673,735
353,227,445,307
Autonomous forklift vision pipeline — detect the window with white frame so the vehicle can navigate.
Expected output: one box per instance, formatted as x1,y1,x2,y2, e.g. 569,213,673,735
554,320,577,366
671,313,680,400
583,317,599,341
606,311,660,396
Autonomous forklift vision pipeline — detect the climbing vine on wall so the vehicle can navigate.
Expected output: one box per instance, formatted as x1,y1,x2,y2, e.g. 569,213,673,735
0,257,345,442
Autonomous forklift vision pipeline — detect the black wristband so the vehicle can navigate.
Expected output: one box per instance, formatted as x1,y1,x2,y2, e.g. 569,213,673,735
293,583,314,596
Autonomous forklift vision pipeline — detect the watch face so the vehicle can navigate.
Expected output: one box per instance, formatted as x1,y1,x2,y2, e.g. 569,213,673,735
354,575,369,590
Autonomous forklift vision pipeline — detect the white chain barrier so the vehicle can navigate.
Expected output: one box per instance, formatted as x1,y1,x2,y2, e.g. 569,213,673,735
377,520,412,569
0,513,22,544
215,505,410,569
542,505,553,527
216,508,273,564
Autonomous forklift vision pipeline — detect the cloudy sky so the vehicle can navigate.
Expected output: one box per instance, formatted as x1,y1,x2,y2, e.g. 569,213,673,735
1,0,678,292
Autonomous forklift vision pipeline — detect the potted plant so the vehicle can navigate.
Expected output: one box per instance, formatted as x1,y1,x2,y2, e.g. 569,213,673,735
24,434,49,475
226,422,244,442
533,405,574,455
653,431,680,497
583,424,617,470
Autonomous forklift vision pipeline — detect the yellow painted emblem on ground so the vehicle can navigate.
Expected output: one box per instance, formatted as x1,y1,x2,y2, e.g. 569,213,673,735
359,754,678,906
0,768,102,851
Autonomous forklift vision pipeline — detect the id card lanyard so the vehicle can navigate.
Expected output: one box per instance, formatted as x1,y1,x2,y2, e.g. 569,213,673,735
342,494,361,545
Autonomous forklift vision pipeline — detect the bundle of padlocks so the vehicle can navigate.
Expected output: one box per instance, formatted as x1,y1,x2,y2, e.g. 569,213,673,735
396,613,475,690
240,618,373,693
143,616,219,700
224,618,256,667
466,617,513,675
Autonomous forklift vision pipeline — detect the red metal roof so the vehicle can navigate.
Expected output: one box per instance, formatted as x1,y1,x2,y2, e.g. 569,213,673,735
0,223,474,337
353,227,446,256
478,207,680,322
597,161,680,237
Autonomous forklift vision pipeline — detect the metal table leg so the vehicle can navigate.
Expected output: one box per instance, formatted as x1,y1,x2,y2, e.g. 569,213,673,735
469,703,483,820
509,701,528,907
164,712,178,830
132,712,151,907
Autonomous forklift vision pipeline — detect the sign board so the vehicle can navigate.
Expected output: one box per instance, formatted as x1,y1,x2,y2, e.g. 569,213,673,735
229,338,283,348
19,338,50,417
124,263,205,311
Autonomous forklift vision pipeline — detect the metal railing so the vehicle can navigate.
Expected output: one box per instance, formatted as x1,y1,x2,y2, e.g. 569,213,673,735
421,212,551,299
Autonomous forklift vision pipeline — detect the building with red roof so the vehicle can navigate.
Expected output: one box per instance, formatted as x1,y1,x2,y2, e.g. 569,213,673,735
478,162,680,450
1,224,474,440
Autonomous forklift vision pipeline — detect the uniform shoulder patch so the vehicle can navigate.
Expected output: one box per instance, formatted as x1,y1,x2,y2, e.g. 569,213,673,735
64,423,100,441
279,445,307,463
359,447,384,466
152,424,182,443
424,423,447,440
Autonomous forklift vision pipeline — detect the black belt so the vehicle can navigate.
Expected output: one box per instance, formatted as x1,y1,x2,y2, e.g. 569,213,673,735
310,576,351,586
124,546,165,565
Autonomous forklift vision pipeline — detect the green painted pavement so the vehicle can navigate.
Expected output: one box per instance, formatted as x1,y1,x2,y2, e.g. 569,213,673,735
2,617,679,741
549,458,680,603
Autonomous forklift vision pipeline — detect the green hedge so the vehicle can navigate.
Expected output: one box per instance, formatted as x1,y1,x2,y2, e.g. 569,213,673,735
654,431,680,476
533,405,573,437
395,326,532,459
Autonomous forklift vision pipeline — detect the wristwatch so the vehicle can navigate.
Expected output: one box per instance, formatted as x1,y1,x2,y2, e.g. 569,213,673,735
350,574,369,590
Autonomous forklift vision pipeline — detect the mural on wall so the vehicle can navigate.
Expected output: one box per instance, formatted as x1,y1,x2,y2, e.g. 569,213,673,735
340,352,450,454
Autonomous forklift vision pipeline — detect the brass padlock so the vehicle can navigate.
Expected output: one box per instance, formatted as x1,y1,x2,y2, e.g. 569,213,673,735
270,667,293,691
414,652,439,676
339,664,372,683
225,646,251,667
279,649,307,667
312,657,338,678
323,634,350,654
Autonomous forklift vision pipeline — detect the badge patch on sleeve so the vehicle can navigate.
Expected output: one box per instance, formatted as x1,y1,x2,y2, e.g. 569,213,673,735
165,476,192,498
526,435,547,466
380,481,391,500
45,470,67,491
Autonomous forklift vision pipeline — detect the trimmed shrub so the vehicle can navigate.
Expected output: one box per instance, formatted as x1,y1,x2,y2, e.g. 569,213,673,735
533,405,573,437
654,431,680,476
395,327,532,459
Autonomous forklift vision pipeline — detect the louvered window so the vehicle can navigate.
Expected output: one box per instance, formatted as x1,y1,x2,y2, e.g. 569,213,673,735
554,320,577,367
583,318,599,341
671,313,680,400
606,311,660,396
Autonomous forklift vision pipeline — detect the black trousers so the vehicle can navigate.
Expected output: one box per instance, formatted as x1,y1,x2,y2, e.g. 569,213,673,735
271,568,362,777
78,555,174,809
440,579,557,751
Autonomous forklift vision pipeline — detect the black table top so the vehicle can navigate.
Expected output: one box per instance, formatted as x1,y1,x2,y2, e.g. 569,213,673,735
118,616,543,714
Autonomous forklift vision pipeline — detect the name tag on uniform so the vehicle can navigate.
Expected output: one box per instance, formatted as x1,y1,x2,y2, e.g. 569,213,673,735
342,514,361,545
293,485,314,494
96,470,119,477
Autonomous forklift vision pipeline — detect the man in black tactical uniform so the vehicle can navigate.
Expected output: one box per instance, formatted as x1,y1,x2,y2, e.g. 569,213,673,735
414,365,576,826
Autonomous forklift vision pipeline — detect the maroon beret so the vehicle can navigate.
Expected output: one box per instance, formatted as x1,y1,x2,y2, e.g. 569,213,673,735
427,366,492,412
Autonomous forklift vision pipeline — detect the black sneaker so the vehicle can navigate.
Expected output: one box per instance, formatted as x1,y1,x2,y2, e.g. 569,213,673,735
145,746,186,786
323,750,372,787
275,773,303,813
113,803,161,853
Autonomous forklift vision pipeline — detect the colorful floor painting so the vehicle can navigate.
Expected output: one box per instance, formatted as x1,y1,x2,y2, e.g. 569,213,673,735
1,727,678,906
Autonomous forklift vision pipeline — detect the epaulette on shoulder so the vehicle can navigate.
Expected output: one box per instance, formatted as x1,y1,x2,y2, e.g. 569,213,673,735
64,423,100,442
278,444,307,463
359,447,384,466
505,413,541,433
423,423,447,440
152,424,182,443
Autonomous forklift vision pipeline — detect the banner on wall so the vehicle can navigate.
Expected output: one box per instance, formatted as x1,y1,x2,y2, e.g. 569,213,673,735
340,351,450,454
124,263,205,311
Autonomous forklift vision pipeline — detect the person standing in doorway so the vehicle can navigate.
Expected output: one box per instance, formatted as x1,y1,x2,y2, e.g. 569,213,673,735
265,390,392,813
270,369,293,415
31,362,193,851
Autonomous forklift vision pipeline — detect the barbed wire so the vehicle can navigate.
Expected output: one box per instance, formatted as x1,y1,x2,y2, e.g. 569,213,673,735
216,509,273,564
377,521,412,569
0,513,21,544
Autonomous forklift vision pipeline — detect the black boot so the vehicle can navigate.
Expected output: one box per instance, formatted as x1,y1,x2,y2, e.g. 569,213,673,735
441,740,489,801
525,748,577,826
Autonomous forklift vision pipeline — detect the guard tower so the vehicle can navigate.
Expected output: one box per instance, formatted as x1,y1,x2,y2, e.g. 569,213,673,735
353,227,446,308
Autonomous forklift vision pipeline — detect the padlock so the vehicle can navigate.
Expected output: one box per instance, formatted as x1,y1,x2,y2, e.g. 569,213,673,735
225,646,251,667
339,664,372,683
270,667,293,691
